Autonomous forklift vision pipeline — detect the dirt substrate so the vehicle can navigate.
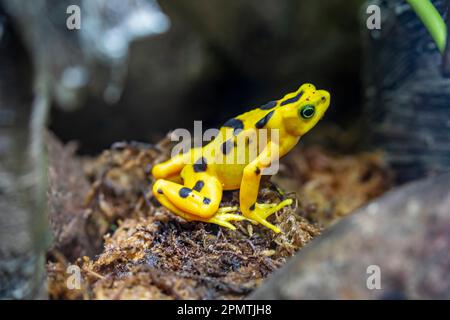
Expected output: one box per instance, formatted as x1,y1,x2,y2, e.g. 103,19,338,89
46,134,392,299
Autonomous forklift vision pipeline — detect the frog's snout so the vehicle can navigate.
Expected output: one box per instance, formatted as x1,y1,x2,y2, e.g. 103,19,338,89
315,90,331,116
318,90,330,106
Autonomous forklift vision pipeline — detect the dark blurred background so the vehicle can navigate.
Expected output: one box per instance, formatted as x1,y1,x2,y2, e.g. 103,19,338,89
2,0,363,154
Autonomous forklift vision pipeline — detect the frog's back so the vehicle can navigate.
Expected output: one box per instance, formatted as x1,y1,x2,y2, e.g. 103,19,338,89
202,127,251,190
203,107,277,190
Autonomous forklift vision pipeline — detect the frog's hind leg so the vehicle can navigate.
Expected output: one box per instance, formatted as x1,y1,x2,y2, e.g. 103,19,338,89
153,170,246,230
151,148,200,180
153,178,220,218
152,190,202,222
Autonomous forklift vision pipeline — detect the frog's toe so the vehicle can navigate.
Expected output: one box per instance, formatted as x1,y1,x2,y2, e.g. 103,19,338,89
217,206,239,214
206,212,248,230
256,198,293,219
245,198,293,233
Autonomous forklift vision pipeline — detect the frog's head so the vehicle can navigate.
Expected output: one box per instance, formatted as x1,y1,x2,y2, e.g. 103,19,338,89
280,83,330,136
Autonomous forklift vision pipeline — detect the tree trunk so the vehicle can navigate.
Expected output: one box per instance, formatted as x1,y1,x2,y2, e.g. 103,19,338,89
0,8,49,299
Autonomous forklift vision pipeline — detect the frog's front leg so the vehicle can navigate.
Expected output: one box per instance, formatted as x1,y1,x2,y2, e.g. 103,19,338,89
153,168,246,230
239,141,293,233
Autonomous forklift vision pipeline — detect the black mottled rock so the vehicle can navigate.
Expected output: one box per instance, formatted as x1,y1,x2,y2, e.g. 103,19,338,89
251,173,450,299
362,0,450,183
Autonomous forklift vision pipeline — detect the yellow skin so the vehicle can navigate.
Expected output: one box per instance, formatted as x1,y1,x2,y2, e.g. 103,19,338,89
152,83,330,233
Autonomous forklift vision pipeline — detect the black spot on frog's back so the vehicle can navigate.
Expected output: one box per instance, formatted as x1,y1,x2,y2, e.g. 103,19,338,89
280,90,304,106
259,100,277,110
255,110,274,129
222,118,244,135
193,157,208,172
221,139,235,155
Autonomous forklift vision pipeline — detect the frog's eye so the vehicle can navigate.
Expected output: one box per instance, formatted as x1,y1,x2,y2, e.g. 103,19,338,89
299,104,315,119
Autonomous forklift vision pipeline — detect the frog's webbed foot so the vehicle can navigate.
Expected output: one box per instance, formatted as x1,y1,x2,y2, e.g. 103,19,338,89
202,206,248,230
245,199,293,233
181,206,248,230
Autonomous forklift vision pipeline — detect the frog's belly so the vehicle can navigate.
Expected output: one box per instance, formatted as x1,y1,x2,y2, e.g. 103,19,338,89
212,162,246,190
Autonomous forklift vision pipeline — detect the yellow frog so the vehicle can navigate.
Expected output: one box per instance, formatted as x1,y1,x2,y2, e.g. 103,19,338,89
152,83,330,233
